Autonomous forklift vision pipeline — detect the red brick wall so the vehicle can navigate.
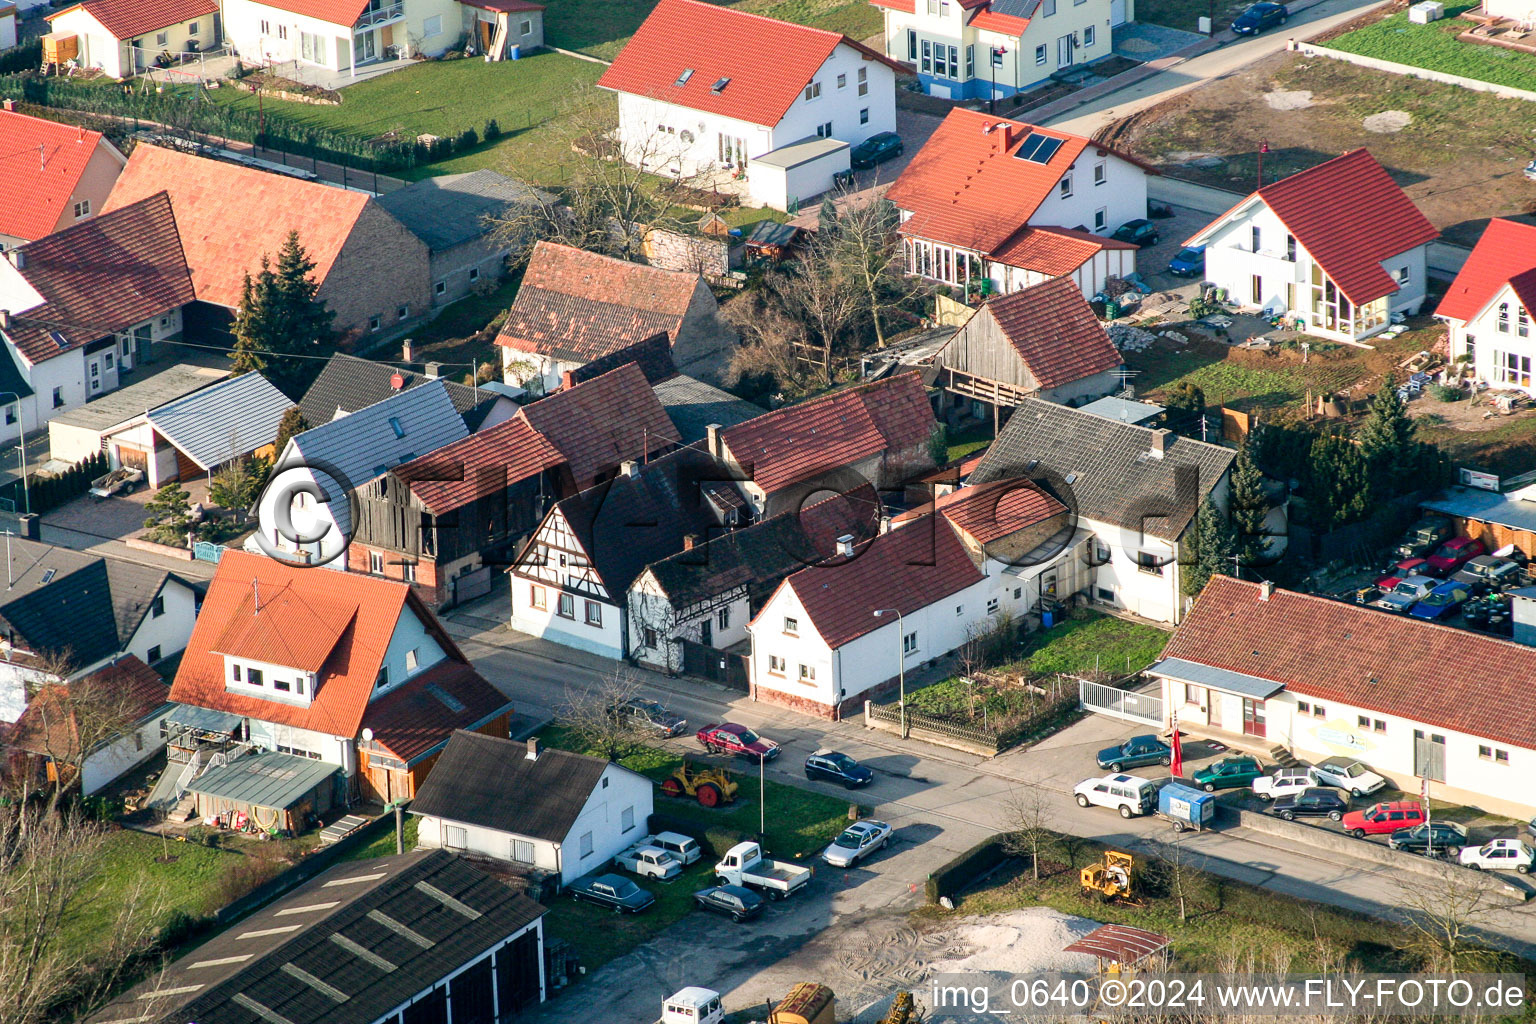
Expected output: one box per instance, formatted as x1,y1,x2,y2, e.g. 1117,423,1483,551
345,542,447,606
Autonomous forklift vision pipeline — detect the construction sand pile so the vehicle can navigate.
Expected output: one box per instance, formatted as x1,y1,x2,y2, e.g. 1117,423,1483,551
928,908,1104,975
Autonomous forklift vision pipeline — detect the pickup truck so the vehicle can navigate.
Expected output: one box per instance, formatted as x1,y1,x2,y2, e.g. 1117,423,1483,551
616,844,683,880
90,467,143,498
713,841,811,899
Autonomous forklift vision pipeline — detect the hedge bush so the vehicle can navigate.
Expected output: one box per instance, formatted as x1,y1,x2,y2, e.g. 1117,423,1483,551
925,834,1011,905
0,451,107,515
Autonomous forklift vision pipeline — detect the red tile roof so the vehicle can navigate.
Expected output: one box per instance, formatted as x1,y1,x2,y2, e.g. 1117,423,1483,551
9,656,168,760
1188,149,1438,307
396,416,564,514
596,0,898,128
211,585,357,673
771,514,984,649
960,275,1124,389
170,551,468,740
1435,218,1536,324
720,372,936,494
888,109,1155,256
238,0,367,25
0,108,118,242
869,0,916,10
518,361,682,488
1162,576,1536,753
48,0,218,39
969,7,1030,32
363,660,512,765
102,144,370,309
989,224,1138,275
496,242,699,362
933,477,1067,544
4,192,194,364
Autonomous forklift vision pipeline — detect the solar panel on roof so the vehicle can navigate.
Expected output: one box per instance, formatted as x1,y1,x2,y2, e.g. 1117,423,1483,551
1014,132,1064,164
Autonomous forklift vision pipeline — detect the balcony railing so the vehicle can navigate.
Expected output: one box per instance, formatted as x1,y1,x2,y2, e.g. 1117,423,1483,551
356,2,404,28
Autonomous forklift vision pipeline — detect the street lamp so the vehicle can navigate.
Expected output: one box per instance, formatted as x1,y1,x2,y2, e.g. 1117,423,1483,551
0,393,29,516
758,750,766,843
873,608,906,738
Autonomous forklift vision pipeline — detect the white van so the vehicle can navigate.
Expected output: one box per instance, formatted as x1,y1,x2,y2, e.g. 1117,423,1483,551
642,831,702,865
1073,774,1158,818
659,987,723,1024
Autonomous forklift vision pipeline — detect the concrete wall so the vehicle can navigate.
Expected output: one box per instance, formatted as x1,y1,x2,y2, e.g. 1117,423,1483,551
1303,39,1536,103
671,278,736,376
644,228,731,280
429,235,506,306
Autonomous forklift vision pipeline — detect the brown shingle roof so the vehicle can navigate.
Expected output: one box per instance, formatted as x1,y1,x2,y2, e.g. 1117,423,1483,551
518,362,681,487
494,242,699,363
4,192,194,364
720,372,935,494
102,145,370,309
957,276,1124,390
0,108,118,242
932,477,1067,544
363,661,513,765
48,0,218,38
1161,576,1536,753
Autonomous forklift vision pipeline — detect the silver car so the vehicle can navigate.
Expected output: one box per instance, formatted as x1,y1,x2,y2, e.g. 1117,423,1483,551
821,820,892,868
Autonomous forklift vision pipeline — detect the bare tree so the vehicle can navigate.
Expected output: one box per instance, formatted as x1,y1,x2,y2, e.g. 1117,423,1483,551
722,277,820,396
1152,829,1194,922
556,667,652,761
815,192,917,349
1392,860,1507,970
999,784,1055,881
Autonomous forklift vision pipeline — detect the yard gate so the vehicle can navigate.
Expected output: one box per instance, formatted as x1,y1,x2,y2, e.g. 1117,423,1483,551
1079,678,1163,726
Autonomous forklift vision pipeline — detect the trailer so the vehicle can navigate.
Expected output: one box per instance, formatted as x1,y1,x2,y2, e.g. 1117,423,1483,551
89,467,143,498
1157,783,1217,833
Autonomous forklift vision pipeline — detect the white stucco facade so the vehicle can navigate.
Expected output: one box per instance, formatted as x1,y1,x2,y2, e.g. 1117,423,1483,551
1443,281,1536,396
123,577,199,668
627,568,751,674
46,5,214,79
222,0,461,73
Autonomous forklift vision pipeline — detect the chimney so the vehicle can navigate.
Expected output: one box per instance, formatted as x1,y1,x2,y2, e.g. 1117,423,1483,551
1,99,13,112
619,459,639,479
682,533,700,551
560,370,575,392
424,361,441,379
0,310,8,331
1149,428,1170,457
8,249,24,270
705,423,723,458
1259,580,1274,601
996,122,1012,155
525,737,540,761
836,533,855,557
76,125,84,143
401,338,415,362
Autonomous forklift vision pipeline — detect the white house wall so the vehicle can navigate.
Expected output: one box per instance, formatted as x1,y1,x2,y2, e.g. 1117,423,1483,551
223,0,353,68
1446,282,1536,396
82,706,170,795
415,814,563,873
369,603,451,697
557,762,653,885
772,45,896,150
510,575,625,659
1029,151,1147,240
45,8,127,78
243,718,355,771
124,578,198,666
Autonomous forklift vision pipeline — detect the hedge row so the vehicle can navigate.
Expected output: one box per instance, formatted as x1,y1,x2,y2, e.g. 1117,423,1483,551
925,834,1011,905
0,451,107,516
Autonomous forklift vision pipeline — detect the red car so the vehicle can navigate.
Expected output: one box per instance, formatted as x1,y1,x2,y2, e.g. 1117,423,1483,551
1375,558,1429,590
1342,800,1425,838
1426,536,1485,576
696,723,781,760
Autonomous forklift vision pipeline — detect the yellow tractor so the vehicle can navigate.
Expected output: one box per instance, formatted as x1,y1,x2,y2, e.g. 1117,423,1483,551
1080,850,1135,902
661,760,739,807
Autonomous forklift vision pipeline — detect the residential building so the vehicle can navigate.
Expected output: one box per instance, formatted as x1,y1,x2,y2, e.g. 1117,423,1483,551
872,0,1127,101
708,371,938,519
221,0,465,74
1436,218,1536,395
0,104,127,249
6,656,171,796
166,550,513,808
461,0,545,58
300,352,517,432
887,110,1148,299
596,0,899,212
102,370,292,487
497,241,736,393
0,192,194,443
508,445,745,659
44,0,220,79
87,850,547,1024
377,170,555,306
0,536,198,724
412,731,654,887
103,144,433,338
1185,149,1438,344
629,488,881,675
350,362,679,606
46,363,228,465
256,379,469,570
1,4,15,50
933,274,1125,429
1150,575,1536,818
969,397,1236,623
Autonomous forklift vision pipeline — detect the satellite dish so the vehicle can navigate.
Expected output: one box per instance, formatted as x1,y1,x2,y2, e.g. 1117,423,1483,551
389,372,404,390
361,727,374,742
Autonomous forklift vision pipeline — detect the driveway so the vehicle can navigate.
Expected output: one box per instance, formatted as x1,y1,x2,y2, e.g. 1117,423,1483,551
788,107,943,229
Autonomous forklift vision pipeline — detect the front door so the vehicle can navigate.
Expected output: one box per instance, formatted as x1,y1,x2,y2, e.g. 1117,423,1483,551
1208,695,1223,730
1242,697,1266,737
700,618,713,646
1057,34,1075,68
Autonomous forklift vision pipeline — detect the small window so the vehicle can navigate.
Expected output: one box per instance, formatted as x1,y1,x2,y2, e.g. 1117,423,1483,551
1083,24,1095,45
579,832,594,858
1357,715,1370,729
837,73,847,89
52,387,63,409
558,593,575,619
1035,44,1047,66
1373,719,1386,733
156,31,168,46
231,663,242,682
402,561,416,582
803,81,821,101
799,664,816,681
531,585,547,610
986,597,999,614
150,595,165,618
816,121,833,138
860,108,869,125
1252,225,1262,252
247,668,264,687
188,21,199,35
783,617,798,635
147,645,161,663
423,14,442,36
468,267,480,281
902,631,918,655
389,416,406,439
1479,744,1493,760
965,44,974,77
397,305,409,321
369,551,384,574
73,199,90,218
445,826,467,850
435,281,446,295
1094,207,1107,232
643,627,658,648
1094,161,1106,185
858,67,868,95
1297,700,1310,713
274,677,291,692
621,806,635,832
519,18,532,34
585,601,603,626
955,605,963,615
1043,0,1056,14
1314,705,1326,718
768,654,786,674
369,317,381,332
1058,176,1072,199
405,648,419,671
1496,749,1510,764
718,607,730,630
1184,683,1202,704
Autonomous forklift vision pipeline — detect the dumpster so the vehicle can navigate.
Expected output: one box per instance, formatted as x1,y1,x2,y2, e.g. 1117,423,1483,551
1157,783,1216,833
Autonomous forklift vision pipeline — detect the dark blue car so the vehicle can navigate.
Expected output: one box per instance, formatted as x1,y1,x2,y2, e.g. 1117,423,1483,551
1167,245,1205,277
1408,580,1471,622
1096,735,1173,772
805,749,873,788
1232,2,1288,34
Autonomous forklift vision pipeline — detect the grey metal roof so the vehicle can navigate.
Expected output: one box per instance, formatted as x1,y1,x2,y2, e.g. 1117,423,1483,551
146,371,294,470
375,170,554,251
185,749,339,809
1078,395,1165,426
287,379,468,494
51,364,229,432
1146,657,1286,699
751,135,848,170
651,373,764,444
299,353,506,431
970,397,1235,541
164,702,244,735
1422,488,1536,535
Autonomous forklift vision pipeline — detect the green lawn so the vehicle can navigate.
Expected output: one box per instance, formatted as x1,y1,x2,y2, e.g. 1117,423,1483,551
1133,0,1248,33
66,830,242,951
342,815,421,861
1005,609,1170,678
545,0,882,61
1324,5,1536,91
943,422,995,463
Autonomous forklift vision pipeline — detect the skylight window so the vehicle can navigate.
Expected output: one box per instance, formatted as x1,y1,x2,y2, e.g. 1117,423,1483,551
711,77,731,94
675,68,694,86
39,568,56,584
388,416,405,438
49,331,68,349
1014,132,1064,164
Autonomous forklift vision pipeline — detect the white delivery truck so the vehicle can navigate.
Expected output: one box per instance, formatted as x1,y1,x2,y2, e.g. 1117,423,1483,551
713,841,812,899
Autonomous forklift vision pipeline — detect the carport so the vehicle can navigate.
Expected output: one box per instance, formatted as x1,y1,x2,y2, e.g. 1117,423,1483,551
104,371,291,487
1145,656,1286,742
47,364,228,466
186,749,339,835
749,137,850,213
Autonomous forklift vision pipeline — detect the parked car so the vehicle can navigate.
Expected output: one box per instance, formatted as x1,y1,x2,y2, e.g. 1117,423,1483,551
1425,536,1486,576
616,844,684,880
1408,580,1471,622
640,832,703,866
1392,516,1455,561
1271,787,1348,821
1167,245,1206,277
1343,801,1426,838
821,820,893,867
1374,559,1430,591
696,723,780,760
692,884,766,922
1389,821,1468,857
613,697,687,737
1375,574,1438,614
850,131,903,169
804,749,873,788
1252,766,1314,801
1310,756,1387,798
1096,734,1173,772
1074,774,1158,818
1192,755,1264,792
1232,1,1288,34
1458,839,1534,873
1111,219,1159,248
570,874,656,914
1525,158,1536,182
1452,555,1524,594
